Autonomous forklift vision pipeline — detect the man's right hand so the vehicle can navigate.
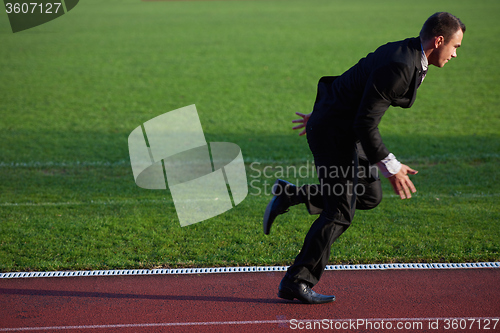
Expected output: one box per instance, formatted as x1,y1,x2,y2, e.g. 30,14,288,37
292,112,312,136
388,164,418,199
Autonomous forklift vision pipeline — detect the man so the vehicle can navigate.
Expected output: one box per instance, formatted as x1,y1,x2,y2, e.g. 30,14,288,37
263,12,465,304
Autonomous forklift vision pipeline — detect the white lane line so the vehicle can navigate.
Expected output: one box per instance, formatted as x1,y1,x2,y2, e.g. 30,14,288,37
0,317,498,331
1,262,498,279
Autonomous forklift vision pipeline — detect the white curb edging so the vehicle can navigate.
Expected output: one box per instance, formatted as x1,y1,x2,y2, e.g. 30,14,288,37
1,262,498,279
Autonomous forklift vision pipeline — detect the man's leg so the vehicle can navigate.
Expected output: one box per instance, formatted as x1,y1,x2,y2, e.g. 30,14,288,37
277,132,357,304
283,215,350,285
283,143,381,287
263,143,381,235
354,143,382,210
284,169,355,287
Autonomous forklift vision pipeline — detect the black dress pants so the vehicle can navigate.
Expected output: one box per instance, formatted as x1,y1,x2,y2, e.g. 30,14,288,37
285,122,382,287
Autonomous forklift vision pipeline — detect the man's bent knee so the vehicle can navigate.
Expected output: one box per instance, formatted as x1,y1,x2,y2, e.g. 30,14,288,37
356,179,382,210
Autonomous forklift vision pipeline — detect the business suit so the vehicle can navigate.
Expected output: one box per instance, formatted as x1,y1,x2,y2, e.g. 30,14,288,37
285,37,425,286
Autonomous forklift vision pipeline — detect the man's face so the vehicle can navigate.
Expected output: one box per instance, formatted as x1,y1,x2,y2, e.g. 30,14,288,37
431,29,464,67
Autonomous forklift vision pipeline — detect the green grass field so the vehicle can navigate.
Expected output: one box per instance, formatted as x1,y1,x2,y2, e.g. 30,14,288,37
1,0,499,272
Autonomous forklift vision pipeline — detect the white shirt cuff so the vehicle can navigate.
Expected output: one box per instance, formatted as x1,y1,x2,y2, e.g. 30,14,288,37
376,153,402,178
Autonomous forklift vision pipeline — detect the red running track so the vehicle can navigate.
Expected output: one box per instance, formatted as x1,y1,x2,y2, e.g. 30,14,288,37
0,268,499,332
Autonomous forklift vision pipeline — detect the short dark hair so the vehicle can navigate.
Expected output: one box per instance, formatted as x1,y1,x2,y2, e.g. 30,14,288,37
420,12,466,44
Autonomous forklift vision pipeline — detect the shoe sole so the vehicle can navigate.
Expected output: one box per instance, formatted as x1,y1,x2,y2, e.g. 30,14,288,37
277,290,295,301
278,290,336,304
263,195,277,235
263,179,288,235
271,179,282,196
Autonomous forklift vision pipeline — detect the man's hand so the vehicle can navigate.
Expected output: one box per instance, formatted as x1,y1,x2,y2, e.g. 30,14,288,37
292,112,311,136
388,164,418,199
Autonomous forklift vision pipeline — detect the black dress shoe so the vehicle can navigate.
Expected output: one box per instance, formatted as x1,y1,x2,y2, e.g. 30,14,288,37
278,276,335,304
263,179,294,235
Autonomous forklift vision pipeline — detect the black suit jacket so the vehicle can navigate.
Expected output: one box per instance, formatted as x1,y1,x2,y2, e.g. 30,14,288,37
309,37,425,164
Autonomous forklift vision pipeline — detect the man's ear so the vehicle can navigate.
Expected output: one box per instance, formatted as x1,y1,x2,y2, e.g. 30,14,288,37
434,36,444,48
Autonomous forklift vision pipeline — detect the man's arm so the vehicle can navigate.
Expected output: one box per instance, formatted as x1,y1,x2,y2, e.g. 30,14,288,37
352,62,418,199
353,62,412,164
